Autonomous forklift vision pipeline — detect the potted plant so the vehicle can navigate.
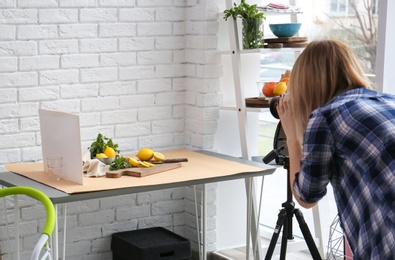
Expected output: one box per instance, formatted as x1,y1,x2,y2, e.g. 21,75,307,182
223,0,265,49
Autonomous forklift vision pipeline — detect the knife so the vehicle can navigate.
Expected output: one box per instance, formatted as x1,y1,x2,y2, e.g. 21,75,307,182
152,158,188,164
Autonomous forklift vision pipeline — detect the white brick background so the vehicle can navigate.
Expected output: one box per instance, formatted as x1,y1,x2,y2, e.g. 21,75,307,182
0,0,223,258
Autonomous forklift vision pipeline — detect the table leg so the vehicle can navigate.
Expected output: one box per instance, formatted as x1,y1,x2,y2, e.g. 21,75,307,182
203,184,207,260
193,185,207,260
193,186,202,259
14,195,20,260
246,177,252,260
244,177,263,260
54,204,59,260
63,204,67,259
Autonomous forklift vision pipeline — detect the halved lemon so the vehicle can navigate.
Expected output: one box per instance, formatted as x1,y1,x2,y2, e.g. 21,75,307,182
153,152,165,161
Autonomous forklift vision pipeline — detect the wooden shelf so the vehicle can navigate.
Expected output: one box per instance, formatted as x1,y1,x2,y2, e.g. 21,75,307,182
245,97,271,108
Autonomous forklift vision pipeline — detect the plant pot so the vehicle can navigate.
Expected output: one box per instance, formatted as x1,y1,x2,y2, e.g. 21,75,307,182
242,18,264,49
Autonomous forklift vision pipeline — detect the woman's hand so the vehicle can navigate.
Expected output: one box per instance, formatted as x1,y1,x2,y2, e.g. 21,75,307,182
276,94,297,142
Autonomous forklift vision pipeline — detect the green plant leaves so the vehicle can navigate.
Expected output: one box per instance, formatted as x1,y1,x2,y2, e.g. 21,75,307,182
242,18,264,49
89,133,119,158
223,2,265,21
109,156,131,171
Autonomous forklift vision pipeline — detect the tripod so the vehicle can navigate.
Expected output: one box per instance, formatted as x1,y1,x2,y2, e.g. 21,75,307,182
264,157,322,260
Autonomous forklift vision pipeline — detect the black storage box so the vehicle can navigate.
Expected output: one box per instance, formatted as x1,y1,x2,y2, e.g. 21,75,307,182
111,227,191,260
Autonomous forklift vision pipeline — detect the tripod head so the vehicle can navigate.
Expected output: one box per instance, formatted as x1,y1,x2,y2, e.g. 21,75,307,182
262,121,288,165
262,144,286,164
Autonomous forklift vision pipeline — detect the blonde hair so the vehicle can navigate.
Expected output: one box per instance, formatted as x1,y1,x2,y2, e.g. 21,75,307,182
288,39,372,140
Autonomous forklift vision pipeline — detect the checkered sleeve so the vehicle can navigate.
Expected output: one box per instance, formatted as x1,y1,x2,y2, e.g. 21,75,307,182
293,110,333,203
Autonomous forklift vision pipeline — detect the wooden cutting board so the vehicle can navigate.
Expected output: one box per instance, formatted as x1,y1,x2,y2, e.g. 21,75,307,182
245,97,271,108
265,37,308,43
283,42,309,48
106,163,182,178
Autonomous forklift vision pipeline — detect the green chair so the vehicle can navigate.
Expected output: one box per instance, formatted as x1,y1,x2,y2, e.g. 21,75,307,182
0,186,56,260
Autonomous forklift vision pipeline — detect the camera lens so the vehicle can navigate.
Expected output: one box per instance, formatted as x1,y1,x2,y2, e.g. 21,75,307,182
269,96,280,119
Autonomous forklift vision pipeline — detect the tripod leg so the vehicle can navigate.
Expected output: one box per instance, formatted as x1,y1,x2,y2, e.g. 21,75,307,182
294,209,322,260
279,212,288,260
265,209,287,260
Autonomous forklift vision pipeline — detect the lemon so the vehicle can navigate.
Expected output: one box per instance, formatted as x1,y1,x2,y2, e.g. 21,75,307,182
104,146,116,158
153,152,165,161
129,157,140,167
137,148,154,161
95,153,108,158
273,82,287,96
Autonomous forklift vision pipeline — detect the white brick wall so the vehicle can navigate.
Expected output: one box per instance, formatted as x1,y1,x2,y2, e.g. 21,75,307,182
0,0,223,258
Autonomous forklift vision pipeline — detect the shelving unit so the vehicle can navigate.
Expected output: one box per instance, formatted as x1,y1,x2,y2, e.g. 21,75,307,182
221,0,325,258
222,1,304,160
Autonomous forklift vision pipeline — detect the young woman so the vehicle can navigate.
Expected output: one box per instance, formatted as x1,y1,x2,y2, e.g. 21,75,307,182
277,39,395,259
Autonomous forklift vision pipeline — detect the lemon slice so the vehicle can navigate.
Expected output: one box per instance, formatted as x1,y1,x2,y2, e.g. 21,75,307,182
145,161,155,167
153,152,165,161
140,161,152,168
129,157,140,167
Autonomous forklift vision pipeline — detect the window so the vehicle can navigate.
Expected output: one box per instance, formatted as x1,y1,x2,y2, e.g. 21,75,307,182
330,0,379,16
330,0,354,15
325,0,378,76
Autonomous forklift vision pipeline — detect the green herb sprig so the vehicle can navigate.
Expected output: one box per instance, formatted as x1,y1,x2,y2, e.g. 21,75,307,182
223,0,265,21
110,157,131,171
89,133,119,158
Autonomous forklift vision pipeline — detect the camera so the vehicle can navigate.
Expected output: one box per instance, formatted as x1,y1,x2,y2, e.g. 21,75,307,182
269,96,281,119
262,96,288,165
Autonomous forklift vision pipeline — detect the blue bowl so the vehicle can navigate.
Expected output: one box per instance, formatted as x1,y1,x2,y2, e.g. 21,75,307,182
269,23,302,38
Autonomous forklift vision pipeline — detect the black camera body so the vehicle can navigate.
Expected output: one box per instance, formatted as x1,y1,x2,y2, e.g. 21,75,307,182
269,96,281,119
272,122,288,165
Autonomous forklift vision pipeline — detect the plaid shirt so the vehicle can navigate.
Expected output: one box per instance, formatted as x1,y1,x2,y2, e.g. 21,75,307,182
293,88,395,259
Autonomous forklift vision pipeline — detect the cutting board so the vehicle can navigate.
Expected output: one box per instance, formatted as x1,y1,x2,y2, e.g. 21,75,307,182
106,162,182,178
283,42,309,48
245,97,271,108
265,37,308,43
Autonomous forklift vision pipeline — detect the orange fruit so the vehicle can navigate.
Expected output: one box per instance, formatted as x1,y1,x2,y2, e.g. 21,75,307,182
280,77,289,85
262,82,277,97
